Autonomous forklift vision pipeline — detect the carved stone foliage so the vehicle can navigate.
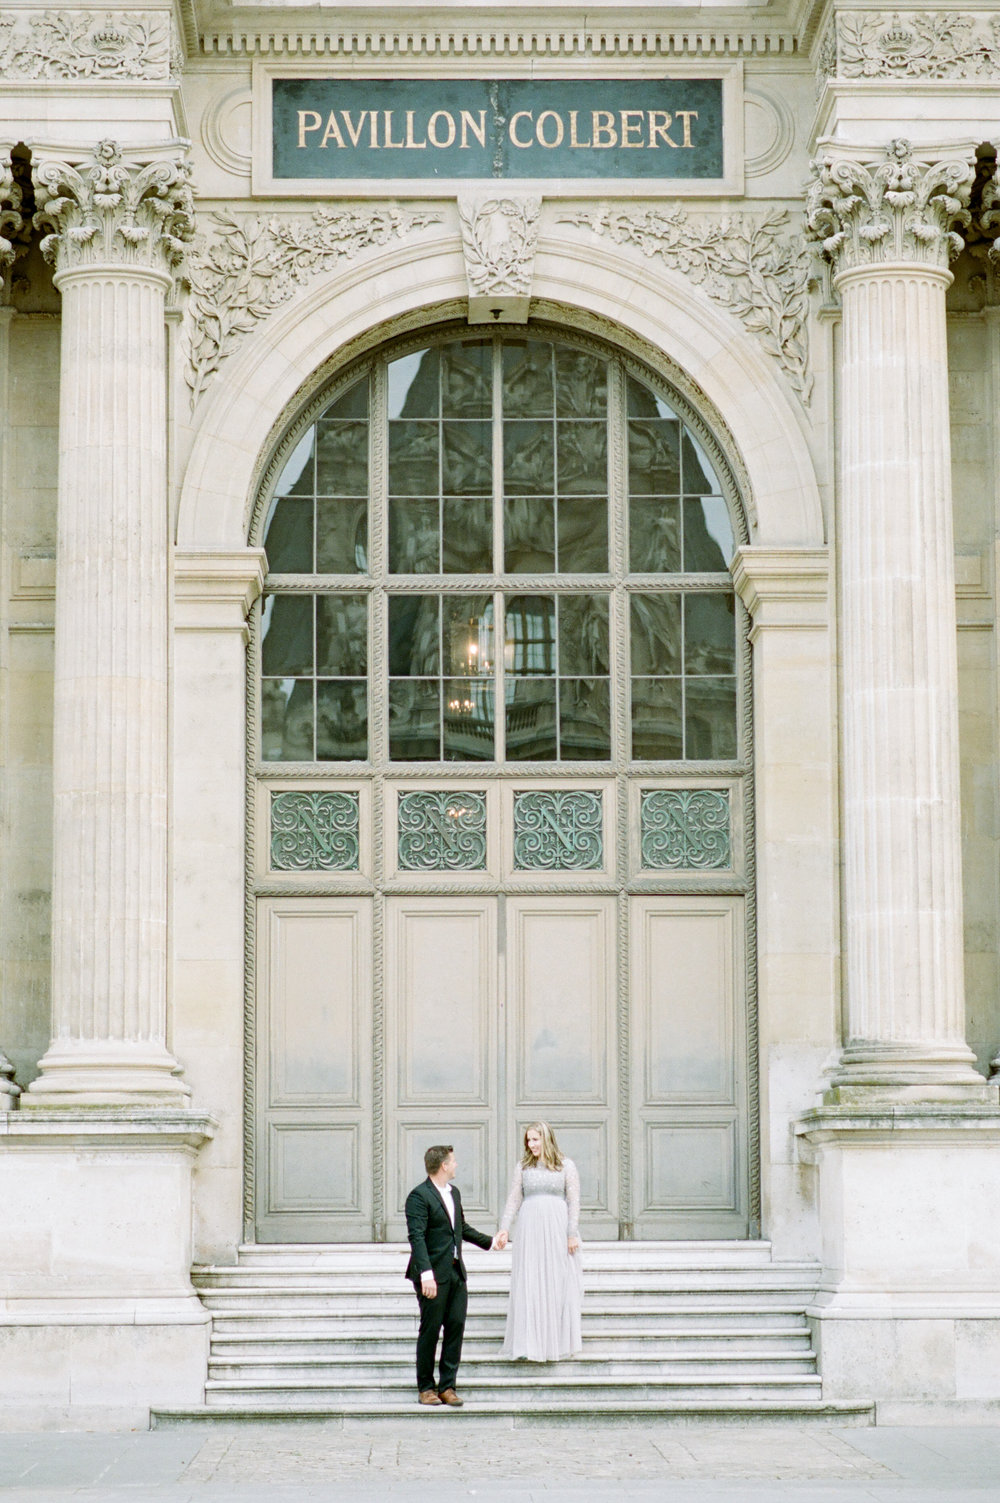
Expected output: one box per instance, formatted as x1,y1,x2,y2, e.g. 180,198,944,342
397,790,487,872
270,790,360,871
818,11,1000,87
0,11,175,80
512,789,603,871
0,152,25,273
459,195,540,298
33,139,194,277
561,206,812,403
640,789,731,871
185,207,443,406
806,139,973,274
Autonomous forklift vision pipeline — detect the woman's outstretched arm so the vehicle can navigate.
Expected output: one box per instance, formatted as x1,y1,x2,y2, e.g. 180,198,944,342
499,1161,524,1234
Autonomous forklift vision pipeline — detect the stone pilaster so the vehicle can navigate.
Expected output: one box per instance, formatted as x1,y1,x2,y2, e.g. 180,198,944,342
25,140,194,1105
807,139,990,1102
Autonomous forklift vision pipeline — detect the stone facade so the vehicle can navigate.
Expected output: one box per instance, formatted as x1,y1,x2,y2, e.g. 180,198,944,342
2,0,1000,1428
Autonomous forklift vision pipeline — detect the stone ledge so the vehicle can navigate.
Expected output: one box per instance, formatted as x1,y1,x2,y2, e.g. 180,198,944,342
0,1108,217,1150
797,1102,1000,1147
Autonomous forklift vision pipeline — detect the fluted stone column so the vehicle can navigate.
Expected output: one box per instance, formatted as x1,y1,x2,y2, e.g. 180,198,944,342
25,141,194,1105
807,139,990,1102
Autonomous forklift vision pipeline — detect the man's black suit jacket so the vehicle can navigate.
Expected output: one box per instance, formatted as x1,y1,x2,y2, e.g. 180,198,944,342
404,1178,492,1284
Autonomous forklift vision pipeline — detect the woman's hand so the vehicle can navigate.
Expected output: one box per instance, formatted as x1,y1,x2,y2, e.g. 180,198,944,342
568,1236,580,1255
493,1230,509,1250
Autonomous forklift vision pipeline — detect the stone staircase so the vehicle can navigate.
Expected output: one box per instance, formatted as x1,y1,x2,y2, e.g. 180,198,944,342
152,1243,874,1425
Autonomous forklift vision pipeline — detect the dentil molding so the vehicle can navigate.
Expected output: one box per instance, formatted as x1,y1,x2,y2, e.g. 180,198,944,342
459,194,540,324
816,10,1000,91
33,139,195,277
0,10,177,81
806,138,974,275
559,205,813,403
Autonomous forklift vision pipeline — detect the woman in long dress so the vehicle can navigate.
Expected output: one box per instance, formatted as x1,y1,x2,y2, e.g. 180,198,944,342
494,1121,583,1361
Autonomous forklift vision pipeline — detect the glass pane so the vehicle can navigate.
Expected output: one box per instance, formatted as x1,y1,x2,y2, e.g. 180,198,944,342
261,595,313,676
388,348,439,418
627,375,677,420
502,341,554,417
264,497,313,574
505,595,555,675
389,498,440,574
559,678,611,760
629,418,681,495
389,679,440,760
441,342,492,419
685,677,737,759
504,421,554,495
389,596,439,676
443,421,492,495
444,680,495,760
443,596,494,677
442,498,492,573
505,679,557,760
316,595,367,676
558,498,607,572
681,432,716,496
630,593,681,676
684,593,736,674
630,498,681,573
316,421,368,495
559,595,609,676
504,496,554,573
684,497,734,572
261,678,313,761
555,348,607,416
557,421,607,495
316,498,367,573
316,681,368,760
325,377,368,420
389,421,440,495
274,430,314,497
631,677,682,759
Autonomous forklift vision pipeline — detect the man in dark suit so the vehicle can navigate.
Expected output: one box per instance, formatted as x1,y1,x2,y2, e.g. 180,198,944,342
404,1143,494,1407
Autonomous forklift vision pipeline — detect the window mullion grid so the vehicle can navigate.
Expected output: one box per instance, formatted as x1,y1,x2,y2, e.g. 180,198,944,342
493,336,506,762
609,357,629,775
372,357,389,772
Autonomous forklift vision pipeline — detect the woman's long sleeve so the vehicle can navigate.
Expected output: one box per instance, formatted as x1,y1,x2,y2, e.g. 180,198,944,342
565,1158,581,1239
499,1162,523,1233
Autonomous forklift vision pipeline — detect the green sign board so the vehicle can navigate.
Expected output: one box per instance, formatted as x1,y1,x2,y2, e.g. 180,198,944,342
272,78,724,182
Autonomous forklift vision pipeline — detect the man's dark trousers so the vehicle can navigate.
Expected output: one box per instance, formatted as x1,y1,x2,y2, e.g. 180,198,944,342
414,1265,467,1393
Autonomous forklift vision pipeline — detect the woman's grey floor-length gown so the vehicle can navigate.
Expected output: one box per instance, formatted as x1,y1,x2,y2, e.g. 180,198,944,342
499,1160,583,1361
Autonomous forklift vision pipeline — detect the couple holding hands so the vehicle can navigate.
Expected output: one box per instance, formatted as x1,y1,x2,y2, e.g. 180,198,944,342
403,1121,583,1406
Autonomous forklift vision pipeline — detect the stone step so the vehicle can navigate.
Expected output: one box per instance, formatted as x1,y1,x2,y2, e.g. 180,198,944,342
209,1329,814,1358
226,1241,785,1271
194,1288,816,1313
194,1269,820,1293
202,1374,824,1405
204,1309,812,1334
208,1353,818,1382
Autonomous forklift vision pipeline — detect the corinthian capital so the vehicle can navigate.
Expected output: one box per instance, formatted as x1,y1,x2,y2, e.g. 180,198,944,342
806,138,973,274
1,147,26,275
32,138,194,279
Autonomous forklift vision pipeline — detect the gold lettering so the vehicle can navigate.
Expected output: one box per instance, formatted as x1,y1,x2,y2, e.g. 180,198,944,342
591,111,617,148
648,110,679,148
535,109,564,148
297,110,322,148
509,110,534,148
569,109,591,148
620,109,645,147
427,110,457,148
674,109,698,148
319,112,347,149
384,110,405,148
460,109,487,149
405,110,427,148
340,110,367,147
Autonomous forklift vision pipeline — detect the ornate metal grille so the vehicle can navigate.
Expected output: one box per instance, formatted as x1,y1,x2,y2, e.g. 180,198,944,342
640,788,731,870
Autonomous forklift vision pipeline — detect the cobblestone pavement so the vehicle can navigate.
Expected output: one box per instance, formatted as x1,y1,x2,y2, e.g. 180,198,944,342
1,1423,999,1502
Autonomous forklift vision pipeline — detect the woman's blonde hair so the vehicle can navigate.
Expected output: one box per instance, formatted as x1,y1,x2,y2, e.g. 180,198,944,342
521,1121,564,1171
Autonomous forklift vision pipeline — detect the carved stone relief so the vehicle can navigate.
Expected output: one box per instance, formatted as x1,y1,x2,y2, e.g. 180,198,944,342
0,10,176,80
184,207,443,405
818,11,1000,88
0,152,25,280
200,87,253,178
560,206,813,403
459,194,540,324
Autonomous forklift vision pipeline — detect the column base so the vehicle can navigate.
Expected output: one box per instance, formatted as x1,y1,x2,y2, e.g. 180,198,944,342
824,1041,997,1105
24,1038,192,1107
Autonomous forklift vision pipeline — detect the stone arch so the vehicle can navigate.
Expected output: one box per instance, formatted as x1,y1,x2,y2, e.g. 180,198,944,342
175,225,823,550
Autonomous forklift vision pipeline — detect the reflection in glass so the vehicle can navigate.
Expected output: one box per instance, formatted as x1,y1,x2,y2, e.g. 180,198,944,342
505,596,555,675
389,678,440,760
443,421,492,495
389,498,439,573
265,497,312,573
630,593,681,676
559,595,610,676
630,498,681,573
316,421,368,495
558,498,607,573
316,595,367,676
326,377,369,419
262,595,313,676
502,341,554,417
505,678,557,760
631,677,682,759
443,596,494,678
316,681,368,760
316,498,367,573
389,596,439,676
444,680,494,760
556,421,607,494
388,348,439,417
504,496,554,573
626,375,677,420
443,498,492,573
684,497,734,572
274,430,314,497
684,593,736,674
555,348,607,416
681,432,715,496
261,678,314,761
504,421,554,494
389,421,439,495
686,676,737,759
559,678,611,760
628,418,681,494
441,342,491,418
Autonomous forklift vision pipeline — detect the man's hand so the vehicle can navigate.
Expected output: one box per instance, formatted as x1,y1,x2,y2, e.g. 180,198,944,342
492,1231,508,1250
421,1273,437,1299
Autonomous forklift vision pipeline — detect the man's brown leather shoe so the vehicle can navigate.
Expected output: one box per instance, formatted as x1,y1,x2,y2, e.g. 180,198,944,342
418,1390,442,1405
438,1388,464,1406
